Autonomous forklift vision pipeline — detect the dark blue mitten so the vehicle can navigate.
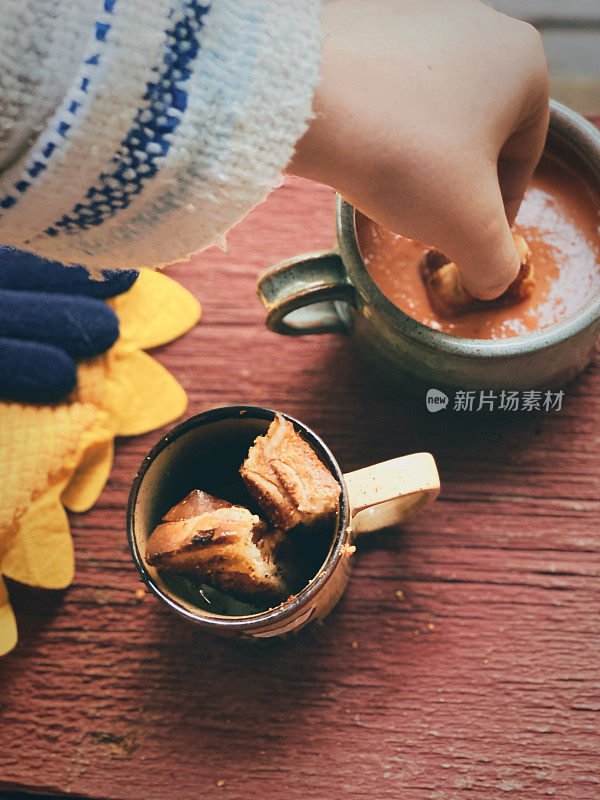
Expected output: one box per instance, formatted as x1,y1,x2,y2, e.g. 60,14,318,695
0,289,119,358
0,338,77,404
0,247,138,298
0,248,138,404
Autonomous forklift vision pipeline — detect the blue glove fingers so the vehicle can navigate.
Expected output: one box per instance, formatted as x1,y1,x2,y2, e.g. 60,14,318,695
0,246,138,298
0,289,119,358
0,337,77,403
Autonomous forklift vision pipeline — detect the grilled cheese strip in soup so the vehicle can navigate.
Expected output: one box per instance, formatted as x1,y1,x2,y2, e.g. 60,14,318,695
241,414,340,530
420,233,535,317
145,504,287,600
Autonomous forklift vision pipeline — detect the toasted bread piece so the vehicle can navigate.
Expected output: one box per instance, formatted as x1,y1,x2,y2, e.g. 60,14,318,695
162,489,232,521
502,235,535,302
240,414,340,530
145,506,287,600
420,233,534,317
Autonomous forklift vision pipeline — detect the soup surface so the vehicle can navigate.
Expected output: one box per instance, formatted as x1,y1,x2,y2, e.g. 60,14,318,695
358,154,600,339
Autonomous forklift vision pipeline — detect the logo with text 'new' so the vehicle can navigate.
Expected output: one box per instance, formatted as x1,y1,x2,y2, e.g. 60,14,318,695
426,389,449,412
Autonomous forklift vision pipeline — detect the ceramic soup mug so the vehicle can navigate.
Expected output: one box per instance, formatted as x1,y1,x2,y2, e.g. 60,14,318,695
257,100,600,391
127,406,439,640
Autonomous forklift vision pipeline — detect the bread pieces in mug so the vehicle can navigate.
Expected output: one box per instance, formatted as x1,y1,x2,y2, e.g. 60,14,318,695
146,503,287,600
240,413,340,531
145,414,340,601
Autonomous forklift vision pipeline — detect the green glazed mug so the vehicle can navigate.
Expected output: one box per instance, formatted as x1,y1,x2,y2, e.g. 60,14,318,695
257,100,600,391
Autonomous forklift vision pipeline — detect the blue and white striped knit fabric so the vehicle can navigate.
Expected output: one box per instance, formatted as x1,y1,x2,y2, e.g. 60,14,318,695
0,1,323,273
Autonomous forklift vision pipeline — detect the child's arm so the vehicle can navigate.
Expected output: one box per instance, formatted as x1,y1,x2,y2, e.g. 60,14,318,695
0,0,548,300
288,0,549,300
0,1,323,274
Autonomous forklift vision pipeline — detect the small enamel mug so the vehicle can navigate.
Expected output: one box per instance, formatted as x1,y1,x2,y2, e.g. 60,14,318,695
127,406,439,640
256,100,600,391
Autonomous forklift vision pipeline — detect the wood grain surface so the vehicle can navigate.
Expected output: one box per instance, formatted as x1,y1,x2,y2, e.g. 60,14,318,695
1,137,599,800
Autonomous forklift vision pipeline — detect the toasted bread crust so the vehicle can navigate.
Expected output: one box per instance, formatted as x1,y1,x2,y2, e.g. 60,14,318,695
162,490,232,521
421,233,534,317
240,414,340,530
145,506,287,599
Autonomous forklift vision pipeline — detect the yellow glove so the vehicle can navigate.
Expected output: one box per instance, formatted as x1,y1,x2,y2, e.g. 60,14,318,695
0,269,200,655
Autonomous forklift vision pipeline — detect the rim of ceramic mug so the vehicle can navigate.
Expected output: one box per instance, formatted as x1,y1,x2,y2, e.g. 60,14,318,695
127,405,350,632
338,99,600,358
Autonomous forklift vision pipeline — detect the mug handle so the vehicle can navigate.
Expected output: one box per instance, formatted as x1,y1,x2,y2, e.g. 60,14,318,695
256,251,355,335
344,453,440,536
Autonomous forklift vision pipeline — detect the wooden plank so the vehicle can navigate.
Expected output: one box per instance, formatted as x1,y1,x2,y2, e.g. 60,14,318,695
1,150,599,799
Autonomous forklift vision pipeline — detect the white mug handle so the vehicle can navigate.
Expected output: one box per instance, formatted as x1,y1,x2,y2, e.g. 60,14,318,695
344,453,440,536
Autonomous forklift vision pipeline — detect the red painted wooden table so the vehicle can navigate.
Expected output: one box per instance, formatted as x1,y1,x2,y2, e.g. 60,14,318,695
1,131,599,800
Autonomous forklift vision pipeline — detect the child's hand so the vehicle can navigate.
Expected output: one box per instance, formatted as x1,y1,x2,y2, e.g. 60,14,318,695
288,0,549,300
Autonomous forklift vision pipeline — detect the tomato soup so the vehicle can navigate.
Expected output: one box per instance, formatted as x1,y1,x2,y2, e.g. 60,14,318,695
357,154,600,339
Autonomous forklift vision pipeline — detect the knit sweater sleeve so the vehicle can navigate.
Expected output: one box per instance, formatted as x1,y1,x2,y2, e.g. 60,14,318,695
0,1,323,273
